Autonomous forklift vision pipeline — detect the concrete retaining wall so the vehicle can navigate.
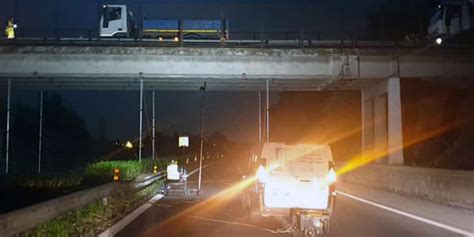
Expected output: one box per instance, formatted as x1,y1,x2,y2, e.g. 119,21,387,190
342,164,474,209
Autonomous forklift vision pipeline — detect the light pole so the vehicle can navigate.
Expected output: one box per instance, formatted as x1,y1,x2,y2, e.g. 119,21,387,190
138,78,143,162
266,79,270,142
152,90,156,160
5,78,11,174
197,82,206,194
38,90,44,174
258,91,262,143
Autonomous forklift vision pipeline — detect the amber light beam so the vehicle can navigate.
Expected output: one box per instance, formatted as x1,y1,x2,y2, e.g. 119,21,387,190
337,118,471,176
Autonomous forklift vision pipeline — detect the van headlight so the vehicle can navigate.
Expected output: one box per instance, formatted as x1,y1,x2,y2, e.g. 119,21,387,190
326,168,337,184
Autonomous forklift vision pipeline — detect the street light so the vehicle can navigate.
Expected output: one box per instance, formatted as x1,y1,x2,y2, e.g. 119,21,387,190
435,37,443,45
125,141,133,149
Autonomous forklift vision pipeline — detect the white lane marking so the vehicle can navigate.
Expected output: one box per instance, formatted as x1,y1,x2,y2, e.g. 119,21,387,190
98,194,164,237
187,215,288,234
337,191,474,237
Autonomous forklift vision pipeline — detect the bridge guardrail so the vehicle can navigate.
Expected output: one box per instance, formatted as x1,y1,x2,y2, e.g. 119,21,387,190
0,172,165,237
3,28,472,48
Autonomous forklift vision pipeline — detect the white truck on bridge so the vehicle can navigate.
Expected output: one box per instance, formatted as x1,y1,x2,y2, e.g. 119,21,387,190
428,0,474,44
241,143,337,237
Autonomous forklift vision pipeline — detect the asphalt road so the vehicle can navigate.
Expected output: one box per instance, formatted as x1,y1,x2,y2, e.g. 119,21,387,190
117,159,462,237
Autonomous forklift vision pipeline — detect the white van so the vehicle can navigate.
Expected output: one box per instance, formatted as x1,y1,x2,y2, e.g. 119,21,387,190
241,143,337,236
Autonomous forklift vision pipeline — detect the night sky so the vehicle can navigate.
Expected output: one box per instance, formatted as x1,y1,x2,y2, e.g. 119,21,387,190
1,0,381,142
0,0,381,38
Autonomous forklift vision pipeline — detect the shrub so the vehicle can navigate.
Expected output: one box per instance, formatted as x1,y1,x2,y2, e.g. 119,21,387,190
83,159,161,182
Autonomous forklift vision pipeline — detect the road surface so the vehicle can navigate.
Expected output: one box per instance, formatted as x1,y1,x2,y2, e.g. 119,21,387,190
117,159,466,237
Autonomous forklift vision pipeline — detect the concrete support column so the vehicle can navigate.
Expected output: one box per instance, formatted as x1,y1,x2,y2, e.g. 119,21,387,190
361,77,404,164
360,90,365,155
386,77,404,164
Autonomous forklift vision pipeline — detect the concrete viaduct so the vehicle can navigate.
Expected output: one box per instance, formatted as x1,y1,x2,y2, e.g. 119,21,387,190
1,45,474,165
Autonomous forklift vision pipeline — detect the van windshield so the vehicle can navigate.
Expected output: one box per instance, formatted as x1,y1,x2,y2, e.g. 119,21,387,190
430,7,444,25
271,150,329,178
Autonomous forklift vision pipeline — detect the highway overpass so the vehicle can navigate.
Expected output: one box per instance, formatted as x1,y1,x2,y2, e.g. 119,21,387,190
2,44,473,165
0,43,474,236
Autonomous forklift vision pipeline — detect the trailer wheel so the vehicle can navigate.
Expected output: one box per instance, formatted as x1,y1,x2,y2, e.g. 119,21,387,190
303,227,317,237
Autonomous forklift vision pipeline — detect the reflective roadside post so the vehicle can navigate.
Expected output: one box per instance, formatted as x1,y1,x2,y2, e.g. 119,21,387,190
178,135,190,194
113,168,120,181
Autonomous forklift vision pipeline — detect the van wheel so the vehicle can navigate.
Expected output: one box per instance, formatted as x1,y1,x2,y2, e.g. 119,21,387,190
303,227,317,237
250,211,263,224
240,192,250,209
291,231,303,237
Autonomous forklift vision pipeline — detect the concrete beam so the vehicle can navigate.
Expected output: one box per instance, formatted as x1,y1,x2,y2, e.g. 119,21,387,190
0,46,473,90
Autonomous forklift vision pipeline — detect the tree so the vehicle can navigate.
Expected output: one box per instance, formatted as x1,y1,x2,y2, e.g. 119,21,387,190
5,93,93,174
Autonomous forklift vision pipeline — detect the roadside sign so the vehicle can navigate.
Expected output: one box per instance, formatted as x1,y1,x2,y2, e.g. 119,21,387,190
178,136,189,147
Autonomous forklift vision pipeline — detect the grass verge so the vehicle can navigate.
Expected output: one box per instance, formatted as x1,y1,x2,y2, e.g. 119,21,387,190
23,181,163,236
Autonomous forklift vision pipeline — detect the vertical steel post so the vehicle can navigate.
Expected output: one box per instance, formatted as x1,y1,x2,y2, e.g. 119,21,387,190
152,90,156,160
5,78,11,174
198,82,206,193
138,79,143,162
266,79,270,142
258,91,262,143
38,90,44,174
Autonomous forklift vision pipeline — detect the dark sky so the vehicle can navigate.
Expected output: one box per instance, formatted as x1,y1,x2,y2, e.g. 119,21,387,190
1,0,383,142
11,90,280,142
0,0,382,39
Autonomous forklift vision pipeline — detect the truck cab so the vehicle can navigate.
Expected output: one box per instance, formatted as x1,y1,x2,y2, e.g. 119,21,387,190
241,143,337,236
428,0,474,43
100,5,136,37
